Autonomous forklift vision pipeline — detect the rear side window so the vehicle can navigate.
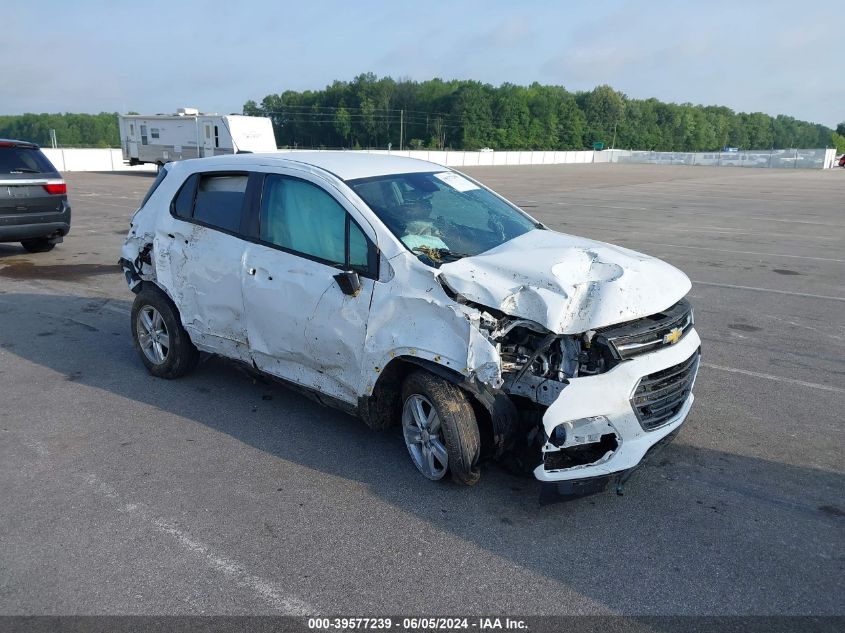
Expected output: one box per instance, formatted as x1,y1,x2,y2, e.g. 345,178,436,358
0,146,56,174
193,174,248,233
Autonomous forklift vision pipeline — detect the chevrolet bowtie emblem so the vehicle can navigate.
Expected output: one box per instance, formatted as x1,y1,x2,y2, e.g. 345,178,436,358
663,327,683,345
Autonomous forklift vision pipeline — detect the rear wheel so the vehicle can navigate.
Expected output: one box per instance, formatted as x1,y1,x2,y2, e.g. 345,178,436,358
401,371,481,485
21,238,55,253
131,286,199,379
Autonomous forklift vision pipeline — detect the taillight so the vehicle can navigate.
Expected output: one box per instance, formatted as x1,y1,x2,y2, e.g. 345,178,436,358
43,180,66,195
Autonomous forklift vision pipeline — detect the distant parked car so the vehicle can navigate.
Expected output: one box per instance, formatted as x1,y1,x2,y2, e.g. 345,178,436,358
0,139,70,252
838,154,845,167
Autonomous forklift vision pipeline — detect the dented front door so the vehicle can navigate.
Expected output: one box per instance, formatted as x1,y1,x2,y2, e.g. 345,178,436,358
241,174,374,403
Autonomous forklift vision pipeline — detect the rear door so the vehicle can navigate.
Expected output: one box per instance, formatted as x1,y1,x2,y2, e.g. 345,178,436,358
160,170,253,361
241,172,378,403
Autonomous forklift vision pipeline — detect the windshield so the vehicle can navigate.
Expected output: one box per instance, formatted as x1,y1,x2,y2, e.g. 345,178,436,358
347,171,540,265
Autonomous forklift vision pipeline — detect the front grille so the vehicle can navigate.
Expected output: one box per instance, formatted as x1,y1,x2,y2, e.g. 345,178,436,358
598,299,694,361
631,350,700,430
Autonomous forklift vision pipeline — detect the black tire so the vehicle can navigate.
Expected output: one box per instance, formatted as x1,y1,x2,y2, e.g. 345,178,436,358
21,238,56,253
131,285,199,379
401,371,481,485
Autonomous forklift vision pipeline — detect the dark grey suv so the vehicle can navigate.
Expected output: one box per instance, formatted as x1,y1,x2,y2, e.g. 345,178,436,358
0,139,71,252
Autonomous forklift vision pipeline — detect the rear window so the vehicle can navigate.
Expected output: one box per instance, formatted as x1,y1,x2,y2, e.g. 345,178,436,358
193,174,248,233
0,146,56,175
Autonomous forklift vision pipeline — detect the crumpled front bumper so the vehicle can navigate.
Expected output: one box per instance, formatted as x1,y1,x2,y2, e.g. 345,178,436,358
533,328,701,484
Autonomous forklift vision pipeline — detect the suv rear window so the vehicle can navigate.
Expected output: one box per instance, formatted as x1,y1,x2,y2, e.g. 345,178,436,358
0,145,57,174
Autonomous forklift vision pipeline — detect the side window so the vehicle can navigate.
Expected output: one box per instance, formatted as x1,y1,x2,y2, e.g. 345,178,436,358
348,222,369,273
214,125,219,148
171,174,198,220
151,128,160,139
259,175,376,274
260,175,346,265
193,174,248,233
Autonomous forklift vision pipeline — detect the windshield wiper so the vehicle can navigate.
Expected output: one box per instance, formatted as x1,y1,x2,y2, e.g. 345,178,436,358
436,249,475,263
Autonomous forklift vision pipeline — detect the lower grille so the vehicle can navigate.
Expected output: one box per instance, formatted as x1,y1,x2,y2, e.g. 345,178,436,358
631,350,700,430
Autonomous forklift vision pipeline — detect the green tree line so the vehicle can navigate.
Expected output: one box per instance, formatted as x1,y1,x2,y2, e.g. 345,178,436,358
2,79,843,153
246,74,845,153
0,112,119,148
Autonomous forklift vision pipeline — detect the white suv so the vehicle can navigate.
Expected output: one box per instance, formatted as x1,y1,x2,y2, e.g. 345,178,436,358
121,153,700,498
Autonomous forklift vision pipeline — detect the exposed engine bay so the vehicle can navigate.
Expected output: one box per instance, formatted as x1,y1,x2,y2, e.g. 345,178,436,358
455,295,697,481
466,297,694,404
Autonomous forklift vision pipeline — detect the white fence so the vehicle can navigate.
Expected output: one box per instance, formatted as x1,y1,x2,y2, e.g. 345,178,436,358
40,147,837,172
612,148,838,169
41,148,156,172
341,148,600,167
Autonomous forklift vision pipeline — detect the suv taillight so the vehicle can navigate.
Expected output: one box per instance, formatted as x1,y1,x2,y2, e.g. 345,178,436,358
43,180,66,195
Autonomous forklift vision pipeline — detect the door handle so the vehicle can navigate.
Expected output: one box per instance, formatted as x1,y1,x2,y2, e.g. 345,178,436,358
247,268,256,276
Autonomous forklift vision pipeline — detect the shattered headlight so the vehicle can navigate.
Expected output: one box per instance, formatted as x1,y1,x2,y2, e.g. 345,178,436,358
548,416,612,448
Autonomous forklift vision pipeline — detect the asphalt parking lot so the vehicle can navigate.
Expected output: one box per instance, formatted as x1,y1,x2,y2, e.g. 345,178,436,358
1,163,842,616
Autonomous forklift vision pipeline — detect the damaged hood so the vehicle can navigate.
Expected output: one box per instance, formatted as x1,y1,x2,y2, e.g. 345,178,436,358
438,229,691,334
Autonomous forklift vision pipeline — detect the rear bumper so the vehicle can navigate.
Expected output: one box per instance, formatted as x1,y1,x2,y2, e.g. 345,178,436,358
0,201,71,242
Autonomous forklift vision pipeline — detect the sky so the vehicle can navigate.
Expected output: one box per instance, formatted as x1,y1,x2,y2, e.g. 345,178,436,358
2,0,840,127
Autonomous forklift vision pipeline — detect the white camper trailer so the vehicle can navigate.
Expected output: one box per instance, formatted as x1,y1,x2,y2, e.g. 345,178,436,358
118,108,276,167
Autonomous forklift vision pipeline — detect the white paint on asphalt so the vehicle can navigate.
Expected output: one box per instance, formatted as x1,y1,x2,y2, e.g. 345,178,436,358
693,281,845,302
762,313,845,342
624,242,844,263
150,518,315,615
22,438,50,458
702,363,845,395
79,473,315,615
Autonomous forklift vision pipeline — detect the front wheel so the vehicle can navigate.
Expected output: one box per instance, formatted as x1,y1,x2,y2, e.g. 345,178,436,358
401,371,481,485
131,286,199,379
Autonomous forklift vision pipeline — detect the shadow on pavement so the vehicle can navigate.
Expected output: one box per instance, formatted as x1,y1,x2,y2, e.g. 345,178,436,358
1,290,842,615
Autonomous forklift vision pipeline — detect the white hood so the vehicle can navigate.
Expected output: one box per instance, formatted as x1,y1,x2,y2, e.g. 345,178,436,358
438,230,691,334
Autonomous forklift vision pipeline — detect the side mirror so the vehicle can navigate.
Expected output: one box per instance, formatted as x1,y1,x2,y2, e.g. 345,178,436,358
333,270,362,297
